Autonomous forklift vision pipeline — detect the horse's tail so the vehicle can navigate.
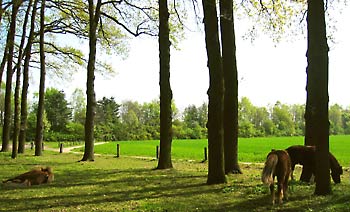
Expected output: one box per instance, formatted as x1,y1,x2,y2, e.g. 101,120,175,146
262,153,278,185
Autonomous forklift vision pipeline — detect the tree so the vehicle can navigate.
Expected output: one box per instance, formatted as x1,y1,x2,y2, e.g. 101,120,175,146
15,0,33,155
1,0,23,152
140,100,160,139
71,88,86,124
239,97,257,137
329,104,344,135
290,104,305,136
271,102,295,136
19,0,39,153
96,97,120,125
157,0,173,169
34,0,46,156
220,0,241,174
202,0,226,184
304,0,331,195
183,105,206,139
45,88,72,132
81,0,102,162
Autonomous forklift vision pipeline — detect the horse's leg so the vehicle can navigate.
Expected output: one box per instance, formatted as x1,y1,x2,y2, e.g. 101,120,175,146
283,176,289,201
291,164,295,180
270,183,275,205
277,182,284,204
300,165,313,182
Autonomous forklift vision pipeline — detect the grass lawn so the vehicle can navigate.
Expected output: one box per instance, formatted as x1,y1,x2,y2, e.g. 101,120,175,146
1,149,350,212
68,135,350,167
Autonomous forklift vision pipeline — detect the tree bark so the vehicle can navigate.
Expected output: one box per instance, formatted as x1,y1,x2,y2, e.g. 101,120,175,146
81,0,102,161
1,0,22,153
19,0,38,153
305,0,331,195
202,0,226,185
219,0,241,174
157,0,173,169
13,0,32,157
35,0,46,156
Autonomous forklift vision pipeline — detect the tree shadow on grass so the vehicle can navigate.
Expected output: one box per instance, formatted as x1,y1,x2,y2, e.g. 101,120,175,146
0,167,214,211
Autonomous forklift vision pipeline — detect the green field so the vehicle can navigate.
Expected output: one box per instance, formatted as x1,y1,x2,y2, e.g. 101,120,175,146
83,135,350,167
0,150,349,212
2,136,348,211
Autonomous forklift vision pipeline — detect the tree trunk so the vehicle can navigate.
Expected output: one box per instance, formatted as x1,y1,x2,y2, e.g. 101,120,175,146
81,0,102,161
19,0,38,154
219,0,241,174
305,0,331,195
202,0,226,185
157,0,173,169
35,0,46,156
0,43,8,96
1,0,22,153
13,0,32,157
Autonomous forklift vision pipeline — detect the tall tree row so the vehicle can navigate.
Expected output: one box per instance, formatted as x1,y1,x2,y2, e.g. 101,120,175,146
12,0,33,158
34,0,46,156
18,0,39,154
1,0,23,152
202,0,226,184
202,0,242,183
81,0,102,161
220,0,241,174
305,0,331,195
157,0,173,169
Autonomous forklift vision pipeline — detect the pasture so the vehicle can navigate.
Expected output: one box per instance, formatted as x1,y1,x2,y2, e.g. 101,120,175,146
75,135,350,166
1,136,350,211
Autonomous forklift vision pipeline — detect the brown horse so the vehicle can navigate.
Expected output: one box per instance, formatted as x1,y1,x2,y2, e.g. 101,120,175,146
286,145,343,184
3,166,54,186
262,150,291,205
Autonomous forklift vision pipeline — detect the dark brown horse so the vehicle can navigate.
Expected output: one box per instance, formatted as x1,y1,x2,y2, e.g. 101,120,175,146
262,150,291,205
286,145,343,183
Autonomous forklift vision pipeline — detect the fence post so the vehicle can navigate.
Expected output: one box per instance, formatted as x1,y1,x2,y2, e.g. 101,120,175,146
116,144,120,158
156,146,159,159
204,147,208,161
31,142,34,150
60,143,63,153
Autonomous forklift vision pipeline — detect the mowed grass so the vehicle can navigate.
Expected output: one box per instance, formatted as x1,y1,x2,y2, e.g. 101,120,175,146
85,135,350,167
0,149,349,212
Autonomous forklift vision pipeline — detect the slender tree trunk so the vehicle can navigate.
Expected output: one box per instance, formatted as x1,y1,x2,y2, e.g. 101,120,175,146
219,0,241,174
0,0,3,24
35,0,46,156
157,0,173,169
202,0,226,185
19,0,38,153
12,0,32,157
305,0,331,195
81,0,102,161
1,0,22,152
0,43,8,92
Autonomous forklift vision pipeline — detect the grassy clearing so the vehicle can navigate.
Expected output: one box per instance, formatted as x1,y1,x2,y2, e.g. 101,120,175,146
0,149,349,212
69,136,350,166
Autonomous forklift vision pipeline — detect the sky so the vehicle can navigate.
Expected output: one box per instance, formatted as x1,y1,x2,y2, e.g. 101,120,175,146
47,4,350,110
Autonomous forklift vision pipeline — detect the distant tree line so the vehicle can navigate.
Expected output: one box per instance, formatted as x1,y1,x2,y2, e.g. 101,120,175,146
1,87,348,142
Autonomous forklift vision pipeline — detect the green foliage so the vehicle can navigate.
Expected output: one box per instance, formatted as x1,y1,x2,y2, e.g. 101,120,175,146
44,88,72,132
70,88,86,124
24,91,350,142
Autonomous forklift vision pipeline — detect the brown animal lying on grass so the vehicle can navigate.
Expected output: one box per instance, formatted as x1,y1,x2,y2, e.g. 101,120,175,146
2,166,54,187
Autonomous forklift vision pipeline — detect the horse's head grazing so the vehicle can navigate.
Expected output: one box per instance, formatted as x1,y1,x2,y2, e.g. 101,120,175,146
331,166,343,184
